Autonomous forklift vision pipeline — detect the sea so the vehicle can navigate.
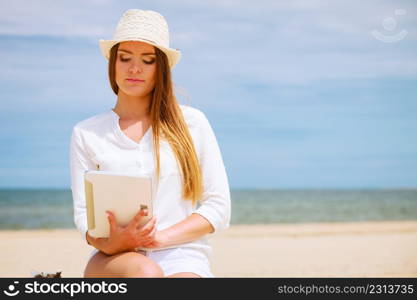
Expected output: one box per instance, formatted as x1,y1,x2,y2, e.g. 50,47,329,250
0,189,416,230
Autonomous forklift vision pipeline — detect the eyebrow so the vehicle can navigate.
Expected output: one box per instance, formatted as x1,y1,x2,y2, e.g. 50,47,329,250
117,49,156,56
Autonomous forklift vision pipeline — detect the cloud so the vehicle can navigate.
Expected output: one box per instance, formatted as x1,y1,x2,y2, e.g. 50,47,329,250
1,0,416,188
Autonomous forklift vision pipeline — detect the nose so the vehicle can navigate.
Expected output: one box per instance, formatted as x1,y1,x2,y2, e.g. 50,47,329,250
128,61,143,74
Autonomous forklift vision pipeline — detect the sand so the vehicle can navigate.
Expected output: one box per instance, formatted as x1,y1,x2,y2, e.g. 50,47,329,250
1,221,416,277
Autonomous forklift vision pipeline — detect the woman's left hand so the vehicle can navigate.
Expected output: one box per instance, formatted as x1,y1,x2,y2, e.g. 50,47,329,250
141,230,171,249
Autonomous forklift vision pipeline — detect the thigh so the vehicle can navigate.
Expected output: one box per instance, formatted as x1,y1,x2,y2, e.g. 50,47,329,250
84,250,163,278
147,247,214,278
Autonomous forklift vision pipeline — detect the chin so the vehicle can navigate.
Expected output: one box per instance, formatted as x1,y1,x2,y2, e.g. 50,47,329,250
120,87,149,98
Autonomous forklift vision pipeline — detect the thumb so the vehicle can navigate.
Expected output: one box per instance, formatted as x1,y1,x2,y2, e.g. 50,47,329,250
106,211,117,233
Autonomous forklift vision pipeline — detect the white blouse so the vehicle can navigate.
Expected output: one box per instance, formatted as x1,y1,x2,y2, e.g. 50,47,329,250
69,104,231,257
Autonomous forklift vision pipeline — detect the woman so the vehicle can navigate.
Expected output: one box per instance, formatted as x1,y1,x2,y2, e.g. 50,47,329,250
69,9,231,278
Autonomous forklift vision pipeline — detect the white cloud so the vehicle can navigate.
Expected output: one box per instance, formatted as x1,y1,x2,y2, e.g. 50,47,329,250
1,0,416,87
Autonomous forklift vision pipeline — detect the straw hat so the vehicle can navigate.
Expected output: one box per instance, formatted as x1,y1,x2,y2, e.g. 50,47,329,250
99,9,181,68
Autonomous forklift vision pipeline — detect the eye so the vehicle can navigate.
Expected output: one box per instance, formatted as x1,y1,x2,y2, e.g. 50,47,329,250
119,55,155,64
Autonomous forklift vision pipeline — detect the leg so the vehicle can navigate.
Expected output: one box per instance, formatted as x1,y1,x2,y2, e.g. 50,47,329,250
166,272,201,278
84,250,164,278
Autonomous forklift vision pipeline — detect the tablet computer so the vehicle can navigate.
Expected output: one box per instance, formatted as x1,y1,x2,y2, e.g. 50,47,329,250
84,170,153,238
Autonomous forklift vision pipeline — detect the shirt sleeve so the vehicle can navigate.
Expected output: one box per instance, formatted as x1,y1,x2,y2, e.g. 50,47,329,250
69,126,96,243
192,110,231,234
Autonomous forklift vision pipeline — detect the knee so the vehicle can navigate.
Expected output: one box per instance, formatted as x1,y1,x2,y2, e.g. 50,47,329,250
84,259,102,278
131,259,164,278
83,268,93,278
83,264,97,278
83,251,164,278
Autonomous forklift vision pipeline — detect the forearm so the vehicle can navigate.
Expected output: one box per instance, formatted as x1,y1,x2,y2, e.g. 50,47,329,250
161,213,214,247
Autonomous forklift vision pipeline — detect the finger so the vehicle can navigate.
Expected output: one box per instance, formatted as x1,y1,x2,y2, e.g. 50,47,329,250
146,223,157,238
141,241,152,248
106,211,117,233
141,216,156,229
141,239,153,247
129,208,148,229
141,230,155,244
139,221,156,236
138,217,156,235
134,213,154,232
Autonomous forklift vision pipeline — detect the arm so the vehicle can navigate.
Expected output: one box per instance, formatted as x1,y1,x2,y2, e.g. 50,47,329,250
156,213,214,248
70,127,163,253
192,109,231,234
69,126,96,244
143,110,231,249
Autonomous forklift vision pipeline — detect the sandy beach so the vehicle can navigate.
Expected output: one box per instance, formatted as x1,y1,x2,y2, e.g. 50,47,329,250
1,221,416,278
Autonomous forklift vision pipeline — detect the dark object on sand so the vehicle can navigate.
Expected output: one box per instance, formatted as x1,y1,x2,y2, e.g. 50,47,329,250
34,271,62,278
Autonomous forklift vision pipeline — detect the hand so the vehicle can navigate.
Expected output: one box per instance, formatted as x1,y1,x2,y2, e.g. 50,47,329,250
86,233,108,251
141,230,171,249
101,208,157,255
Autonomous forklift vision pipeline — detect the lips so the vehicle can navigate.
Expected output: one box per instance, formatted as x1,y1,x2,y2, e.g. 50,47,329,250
126,78,145,82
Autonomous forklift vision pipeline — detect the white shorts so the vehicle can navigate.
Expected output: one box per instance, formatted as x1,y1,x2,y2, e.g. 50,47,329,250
88,247,214,278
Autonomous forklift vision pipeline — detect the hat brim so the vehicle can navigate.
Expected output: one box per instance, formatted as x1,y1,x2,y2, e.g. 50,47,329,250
99,38,181,68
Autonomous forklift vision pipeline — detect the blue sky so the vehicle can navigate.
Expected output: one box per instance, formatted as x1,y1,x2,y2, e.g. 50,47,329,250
0,0,416,189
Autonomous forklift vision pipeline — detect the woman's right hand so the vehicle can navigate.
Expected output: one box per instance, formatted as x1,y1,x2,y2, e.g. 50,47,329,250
88,208,157,255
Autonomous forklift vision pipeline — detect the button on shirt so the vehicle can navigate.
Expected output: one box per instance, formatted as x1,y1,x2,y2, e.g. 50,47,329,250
69,105,231,257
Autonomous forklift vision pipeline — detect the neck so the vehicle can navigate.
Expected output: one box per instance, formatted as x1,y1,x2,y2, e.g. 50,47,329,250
113,91,152,120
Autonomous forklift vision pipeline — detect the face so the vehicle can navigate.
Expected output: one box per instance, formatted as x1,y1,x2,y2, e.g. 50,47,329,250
115,41,157,98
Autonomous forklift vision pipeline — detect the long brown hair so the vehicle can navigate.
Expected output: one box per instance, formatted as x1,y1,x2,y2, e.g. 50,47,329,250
108,43,203,207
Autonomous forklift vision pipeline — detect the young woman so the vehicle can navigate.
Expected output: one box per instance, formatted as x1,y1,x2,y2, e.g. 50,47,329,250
69,9,231,278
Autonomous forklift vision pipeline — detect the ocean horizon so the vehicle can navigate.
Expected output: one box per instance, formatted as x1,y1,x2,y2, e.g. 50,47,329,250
0,188,416,230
